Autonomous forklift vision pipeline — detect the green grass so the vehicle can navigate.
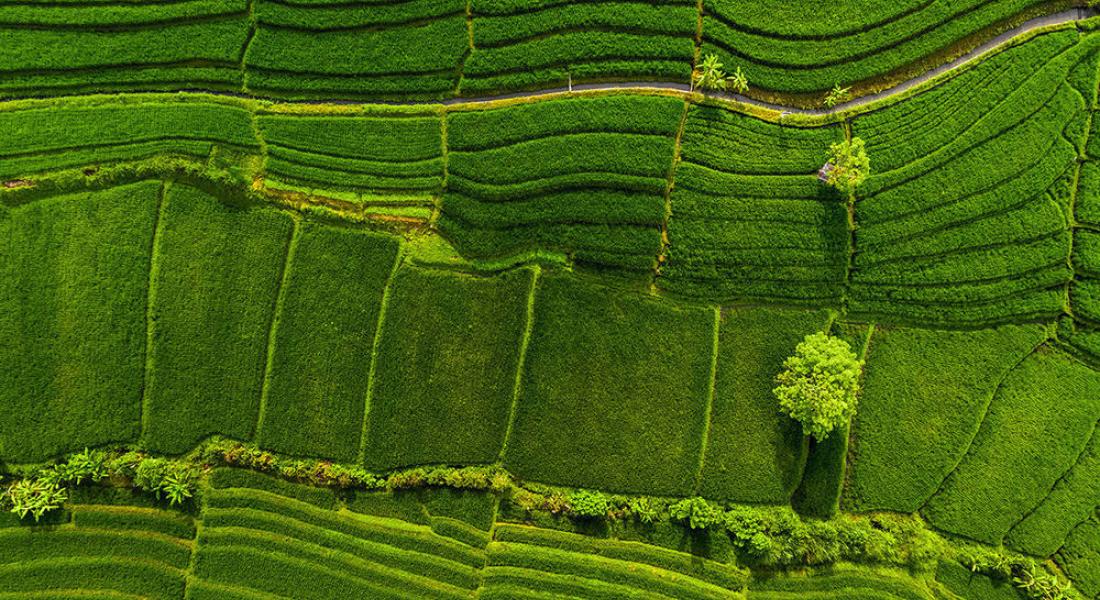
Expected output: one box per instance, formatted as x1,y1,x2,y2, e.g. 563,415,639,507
1058,518,1100,598
362,266,534,470
1005,419,1100,557
0,181,160,462
844,325,1049,512
143,184,293,454
697,307,832,504
662,106,847,305
936,560,1024,600
504,273,715,496
257,223,400,462
792,323,871,519
702,0,1069,95
923,347,1100,544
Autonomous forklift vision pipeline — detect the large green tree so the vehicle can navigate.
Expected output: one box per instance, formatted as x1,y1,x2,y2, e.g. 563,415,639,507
773,332,863,441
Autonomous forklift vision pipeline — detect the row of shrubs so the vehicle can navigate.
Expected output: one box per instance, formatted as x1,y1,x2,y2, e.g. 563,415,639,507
0,439,1076,600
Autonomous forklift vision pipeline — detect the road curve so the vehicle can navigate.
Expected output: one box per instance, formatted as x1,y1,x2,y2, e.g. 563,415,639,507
436,6,1092,115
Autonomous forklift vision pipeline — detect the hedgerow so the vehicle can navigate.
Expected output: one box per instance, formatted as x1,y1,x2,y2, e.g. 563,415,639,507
503,273,714,496
923,347,1100,545
362,266,534,470
258,223,401,462
143,184,293,454
844,325,1048,512
0,182,160,462
697,307,832,504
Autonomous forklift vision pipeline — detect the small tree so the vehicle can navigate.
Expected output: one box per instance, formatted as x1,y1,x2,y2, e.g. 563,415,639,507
823,83,851,108
670,497,720,530
728,66,749,94
694,54,728,91
824,137,869,196
569,489,610,519
773,332,862,442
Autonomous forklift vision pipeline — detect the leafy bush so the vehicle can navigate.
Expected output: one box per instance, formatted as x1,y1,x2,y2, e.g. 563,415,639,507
5,478,67,521
823,137,869,195
774,332,862,441
569,489,610,519
669,497,720,530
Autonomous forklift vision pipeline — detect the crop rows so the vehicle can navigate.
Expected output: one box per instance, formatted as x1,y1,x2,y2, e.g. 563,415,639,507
847,30,1099,327
245,1,468,100
483,524,744,599
461,0,697,94
0,0,1082,99
0,0,249,98
748,566,941,599
256,110,445,197
193,472,484,599
0,99,259,181
440,95,683,275
660,105,848,305
0,488,195,599
701,0,1060,95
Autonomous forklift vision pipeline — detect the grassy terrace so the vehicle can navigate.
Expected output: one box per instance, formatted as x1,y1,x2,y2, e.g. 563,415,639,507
0,0,1091,104
2,4,1100,600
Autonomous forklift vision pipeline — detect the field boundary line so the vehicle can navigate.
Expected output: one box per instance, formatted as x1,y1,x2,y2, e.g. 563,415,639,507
497,265,540,463
0,9,1087,122
357,243,406,464
253,219,299,442
692,305,721,495
918,336,1051,512
1066,104,1094,317
1005,415,1100,547
138,181,169,445
655,100,691,288
838,322,877,508
453,0,474,96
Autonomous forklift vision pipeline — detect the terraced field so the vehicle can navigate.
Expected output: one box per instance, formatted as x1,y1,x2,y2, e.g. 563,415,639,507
3,1,1100,599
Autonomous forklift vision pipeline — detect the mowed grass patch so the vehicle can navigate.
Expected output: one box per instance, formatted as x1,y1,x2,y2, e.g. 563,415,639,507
698,307,832,504
923,347,1100,545
258,223,400,462
504,273,714,496
844,325,1048,513
363,265,534,470
143,184,293,454
0,181,159,462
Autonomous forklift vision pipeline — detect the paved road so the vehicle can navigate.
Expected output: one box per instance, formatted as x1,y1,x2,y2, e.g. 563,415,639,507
438,6,1092,114
3,6,1091,114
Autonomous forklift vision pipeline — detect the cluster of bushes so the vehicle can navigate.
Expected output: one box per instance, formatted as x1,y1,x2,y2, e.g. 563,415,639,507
1,440,1080,599
2,448,198,521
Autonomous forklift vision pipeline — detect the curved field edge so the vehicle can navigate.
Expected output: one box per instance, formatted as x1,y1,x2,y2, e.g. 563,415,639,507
0,10,1092,114
0,454,1079,600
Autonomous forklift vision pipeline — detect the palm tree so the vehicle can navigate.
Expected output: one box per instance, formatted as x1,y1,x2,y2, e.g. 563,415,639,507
693,54,727,91
728,66,749,95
